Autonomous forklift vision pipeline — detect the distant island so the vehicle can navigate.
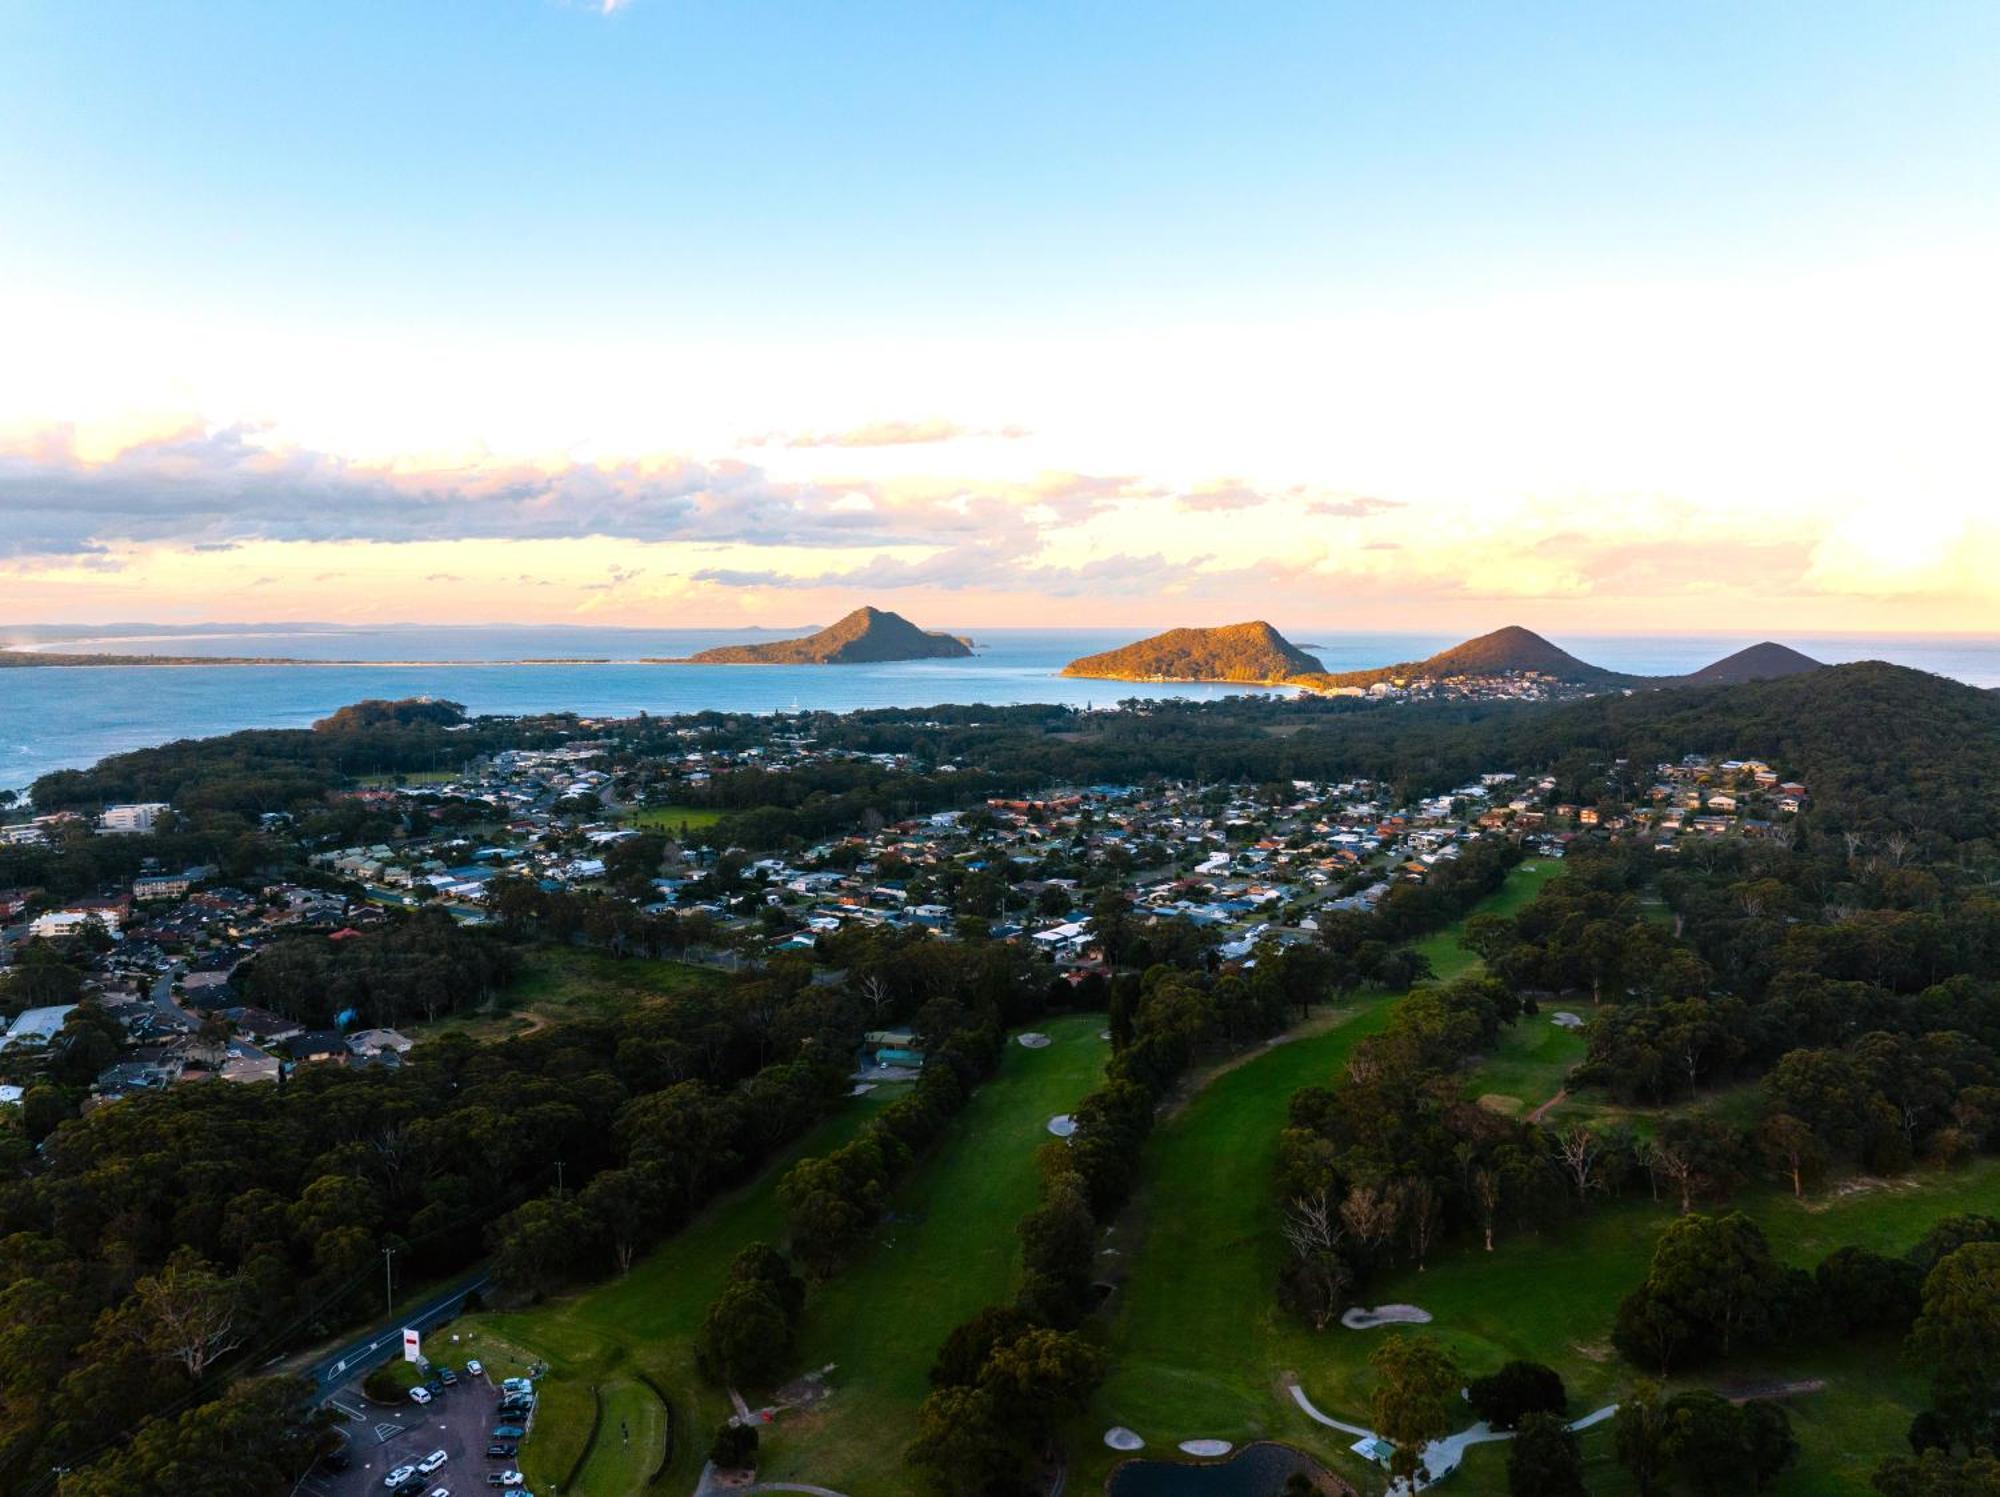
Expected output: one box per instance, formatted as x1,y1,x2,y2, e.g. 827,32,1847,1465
1060,621,1324,685
1062,622,1824,698
674,607,973,665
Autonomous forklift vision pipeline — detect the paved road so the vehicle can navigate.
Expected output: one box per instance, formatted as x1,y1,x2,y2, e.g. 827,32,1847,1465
149,966,195,1031
302,1273,493,1394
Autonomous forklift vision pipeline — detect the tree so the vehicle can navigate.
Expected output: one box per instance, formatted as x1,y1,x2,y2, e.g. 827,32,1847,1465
708,1422,758,1471
1467,1360,1566,1430
1662,1390,1748,1497
576,1166,665,1275
1508,1410,1585,1497
1614,1379,1671,1495
1758,1111,1825,1198
1872,1448,2000,1496
131,1249,243,1379
1369,1334,1462,1484
1908,1242,2000,1445
928,1305,1032,1389
695,1281,793,1389
1278,1188,1353,1332
1743,1399,1798,1491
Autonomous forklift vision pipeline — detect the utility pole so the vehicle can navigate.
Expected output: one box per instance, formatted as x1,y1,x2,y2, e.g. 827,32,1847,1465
383,1246,395,1317
555,1160,565,1200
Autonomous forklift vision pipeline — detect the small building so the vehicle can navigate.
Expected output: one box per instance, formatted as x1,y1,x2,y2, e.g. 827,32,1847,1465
1,1004,78,1051
100,802,171,835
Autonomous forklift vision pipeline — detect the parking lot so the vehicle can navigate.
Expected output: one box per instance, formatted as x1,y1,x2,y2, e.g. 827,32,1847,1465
298,1365,536,1497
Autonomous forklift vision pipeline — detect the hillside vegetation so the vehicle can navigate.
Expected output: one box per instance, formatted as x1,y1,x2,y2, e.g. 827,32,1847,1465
683,606,971,664
1061,620,1325,684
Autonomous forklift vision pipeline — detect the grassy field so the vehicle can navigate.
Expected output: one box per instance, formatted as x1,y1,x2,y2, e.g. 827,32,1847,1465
754,1015,1110,1491
621,803,727,831
356,768,461,787
453,1013,1106,1495
1067,856,2000,1495
413,946,728,1042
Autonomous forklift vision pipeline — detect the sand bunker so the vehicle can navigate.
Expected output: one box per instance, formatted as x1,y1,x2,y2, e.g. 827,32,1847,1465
1047,1114,1078,1138
1105,1427,1145,1451
1178,1439,1233,1457
1018,1032,1052,1049
1342,1304,1433,1330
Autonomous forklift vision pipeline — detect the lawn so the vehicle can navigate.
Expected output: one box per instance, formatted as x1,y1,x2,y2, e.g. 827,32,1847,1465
751,1014,1111,1492
1069,860,1558,1491
1067,854,2000,1495
457,1092,900,1492
622,803,726,832
412,945,727,1043
452,1013,1107,1496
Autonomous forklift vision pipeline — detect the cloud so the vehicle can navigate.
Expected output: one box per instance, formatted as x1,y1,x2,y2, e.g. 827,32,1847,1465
747,418,1031,449
1176,481,1266,513
1307,496,1403,518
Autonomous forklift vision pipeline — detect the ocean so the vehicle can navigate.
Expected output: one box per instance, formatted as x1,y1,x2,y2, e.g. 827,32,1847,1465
3,624,1996,795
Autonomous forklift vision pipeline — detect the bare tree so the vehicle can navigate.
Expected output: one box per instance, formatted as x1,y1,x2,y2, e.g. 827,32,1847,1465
1404,1177,1443,1270
1471,1167,1502,1251
1555,1126,1603,1205
1340,1182,1402,1259
1885,830,1912,868
1649,1138,1700,1214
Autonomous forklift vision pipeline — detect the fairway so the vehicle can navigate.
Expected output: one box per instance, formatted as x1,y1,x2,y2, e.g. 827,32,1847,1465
750,1013,1111,1491
1067,856,2000,1496
455,1013,1106,1495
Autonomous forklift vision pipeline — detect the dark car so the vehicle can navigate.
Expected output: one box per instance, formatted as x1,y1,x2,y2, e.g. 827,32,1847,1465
485,1443,517,1459
319,1449,352,1473
439,1367,459,1386
492,1425,526,1440
394,1478,427,1497
496,1399,532,1418
424,1377,445,1395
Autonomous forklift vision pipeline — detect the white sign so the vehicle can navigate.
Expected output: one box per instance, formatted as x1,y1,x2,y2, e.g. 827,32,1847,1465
402,1327,421,1364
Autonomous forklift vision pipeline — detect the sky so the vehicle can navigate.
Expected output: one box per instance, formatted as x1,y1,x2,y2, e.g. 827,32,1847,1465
2,1,1998,633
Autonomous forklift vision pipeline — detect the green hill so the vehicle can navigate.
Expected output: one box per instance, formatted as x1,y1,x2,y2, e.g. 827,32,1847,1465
1297,624,1634,690
683,606,972,664
1060,621,1325,685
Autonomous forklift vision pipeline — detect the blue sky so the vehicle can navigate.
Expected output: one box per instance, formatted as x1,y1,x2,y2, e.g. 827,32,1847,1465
2,2,1997,629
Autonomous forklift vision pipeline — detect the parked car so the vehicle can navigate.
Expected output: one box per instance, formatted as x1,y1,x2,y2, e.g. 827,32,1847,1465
418,1450,448,1475
319,1448,352,1472
409,1387,433,1405
491,1425,525,1440
485,1443,516,1459
428,1489,450,1497
500,1378,533,1395
439,1367,459,1386
496,1399,533,1418
465,1359,484,1378
394,1478,427,1497
383,1466,417,1489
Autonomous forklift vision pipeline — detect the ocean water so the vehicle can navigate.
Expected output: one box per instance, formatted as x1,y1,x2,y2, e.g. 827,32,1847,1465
1,625,1995,794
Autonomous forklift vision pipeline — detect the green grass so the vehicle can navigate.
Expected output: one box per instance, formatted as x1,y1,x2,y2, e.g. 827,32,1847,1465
457,1093,898,1492
752,1015,1111,1492
356,768,460,787
413,946,727,1042
622,804,726,831
453,1014,1106,1496
1069,861,1561,1490
1411,859,1562,982
1066,857,2000,1495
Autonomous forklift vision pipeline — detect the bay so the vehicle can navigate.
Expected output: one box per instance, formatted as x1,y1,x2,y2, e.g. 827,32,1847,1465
2,624,1995,795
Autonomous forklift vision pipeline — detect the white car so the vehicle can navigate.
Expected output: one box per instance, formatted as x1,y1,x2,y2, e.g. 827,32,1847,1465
418,1450,449,1475
409,1386,432,1404
465,1359,484,1378
428,1489,450,1497
500,1474,524,1489
383,1467,416,1488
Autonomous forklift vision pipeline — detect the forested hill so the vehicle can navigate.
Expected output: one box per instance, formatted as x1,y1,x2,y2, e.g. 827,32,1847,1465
682,606,971,664
1060,621,1325,684
1476,660,2000,837
1671,640,1822,686
1298,624,1634,689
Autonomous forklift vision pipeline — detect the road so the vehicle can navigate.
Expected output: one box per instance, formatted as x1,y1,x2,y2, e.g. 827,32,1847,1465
149,965,195,1031
301,1272,494,1394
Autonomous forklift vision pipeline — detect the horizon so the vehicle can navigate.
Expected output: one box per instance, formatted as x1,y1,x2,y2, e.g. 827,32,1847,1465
5,3,1999,631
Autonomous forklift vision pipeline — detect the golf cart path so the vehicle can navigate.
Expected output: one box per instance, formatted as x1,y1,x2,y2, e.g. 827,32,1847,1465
1284,1374,1617,1487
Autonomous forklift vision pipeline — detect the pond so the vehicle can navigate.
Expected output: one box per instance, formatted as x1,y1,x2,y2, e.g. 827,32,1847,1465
1106,1441,1338,1497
